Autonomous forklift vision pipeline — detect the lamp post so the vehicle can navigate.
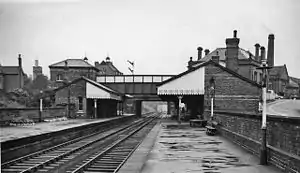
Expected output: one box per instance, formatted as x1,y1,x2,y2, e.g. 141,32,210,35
209,78,215,121
39,90,43,122
257,58,271,165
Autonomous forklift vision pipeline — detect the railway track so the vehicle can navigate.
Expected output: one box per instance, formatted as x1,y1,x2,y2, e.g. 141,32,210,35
70,116,157,173
1,113,160,173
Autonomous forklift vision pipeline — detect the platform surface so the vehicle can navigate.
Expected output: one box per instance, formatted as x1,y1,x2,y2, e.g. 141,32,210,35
0,114,134,143
120,119,282,173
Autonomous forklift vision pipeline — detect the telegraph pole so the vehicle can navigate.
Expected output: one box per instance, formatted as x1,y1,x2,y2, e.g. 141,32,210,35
257,58,271,165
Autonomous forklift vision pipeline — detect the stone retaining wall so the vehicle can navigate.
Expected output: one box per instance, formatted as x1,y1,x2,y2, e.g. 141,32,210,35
204,111,300,173
0,107,67,126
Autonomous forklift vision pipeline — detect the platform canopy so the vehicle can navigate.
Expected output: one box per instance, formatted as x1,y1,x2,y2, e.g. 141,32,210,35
85,78,122,100
157,66,205,95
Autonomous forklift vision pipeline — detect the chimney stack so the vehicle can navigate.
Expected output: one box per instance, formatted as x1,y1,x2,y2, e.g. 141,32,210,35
35,60,39,67
204,49,210,56
188,57,194,69
18,54,22,68
260,46,266,62
233,30,237,38
267,34,275,67
225,30,240,72
254,43,260,61
197,47,203,60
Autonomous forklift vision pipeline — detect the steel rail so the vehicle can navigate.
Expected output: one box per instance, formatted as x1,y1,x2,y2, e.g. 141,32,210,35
1,113,156,173
71,115,158,173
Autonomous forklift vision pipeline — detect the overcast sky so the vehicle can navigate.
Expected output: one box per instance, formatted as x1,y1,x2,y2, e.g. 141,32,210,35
0,0,299,78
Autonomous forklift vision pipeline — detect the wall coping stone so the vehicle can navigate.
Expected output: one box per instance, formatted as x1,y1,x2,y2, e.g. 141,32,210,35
0,107,65,111
205,110,300,125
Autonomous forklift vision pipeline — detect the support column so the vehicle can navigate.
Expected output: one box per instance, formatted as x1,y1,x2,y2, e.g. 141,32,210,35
135,100,142,117
167,102,171,114
39,98,43,122
94,99,97,119
178,96,183,124
211,97,214,120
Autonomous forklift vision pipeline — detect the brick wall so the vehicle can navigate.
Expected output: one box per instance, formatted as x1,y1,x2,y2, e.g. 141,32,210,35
4,75,21,92
0,107,66,126
204,64,261,114
203,111,300,173
55,80,86,118
50,67,97,82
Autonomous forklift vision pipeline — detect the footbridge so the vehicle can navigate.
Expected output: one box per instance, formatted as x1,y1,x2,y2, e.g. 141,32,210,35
97,75,175,100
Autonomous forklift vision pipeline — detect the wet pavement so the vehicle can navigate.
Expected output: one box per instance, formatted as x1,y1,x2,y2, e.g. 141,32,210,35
141,120,282,173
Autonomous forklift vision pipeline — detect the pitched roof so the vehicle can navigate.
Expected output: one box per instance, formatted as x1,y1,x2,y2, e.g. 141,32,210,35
290,76,300,84
53,76,121,96
1,66,24,75
83,77,121,95
158,60,262,88
97,60,123,74
50,59,94,68
198,48,256,62
287,78,299,88
268,65,289,80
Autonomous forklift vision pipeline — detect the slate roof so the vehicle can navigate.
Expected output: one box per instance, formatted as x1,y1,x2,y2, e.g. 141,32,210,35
0,66,25,75
158,60,262,88
50,59,94,68
97,60,123,74
287,78,299,88
268,65,289,80
49,59,99,72
290,77,300,84
198,48,256,62
83,77,121,95
53,76,121,96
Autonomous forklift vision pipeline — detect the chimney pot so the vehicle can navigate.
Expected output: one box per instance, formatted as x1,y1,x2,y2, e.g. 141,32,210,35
268,34,275,39
260,46,266,61
197,47,203,60
233,30,237,38
188,57,194,69
18,54,22,67
35,60,39,67
204,49,210,55
254,43,260,61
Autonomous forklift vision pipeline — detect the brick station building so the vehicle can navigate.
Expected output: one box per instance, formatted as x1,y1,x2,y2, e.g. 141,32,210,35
49,58,99,87
53,77,123,118
157,30,263,119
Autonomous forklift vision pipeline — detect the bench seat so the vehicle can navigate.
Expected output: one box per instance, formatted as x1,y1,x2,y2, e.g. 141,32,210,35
190,119,207,127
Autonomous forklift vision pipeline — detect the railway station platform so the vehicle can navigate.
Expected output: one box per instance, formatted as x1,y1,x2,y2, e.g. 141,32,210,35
119,119,282,173
0,114,135,143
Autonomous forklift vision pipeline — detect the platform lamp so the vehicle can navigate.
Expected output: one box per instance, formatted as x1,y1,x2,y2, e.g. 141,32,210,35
257,58,272,165
39,90,43,122
64,61,71,118
209,77,215,121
